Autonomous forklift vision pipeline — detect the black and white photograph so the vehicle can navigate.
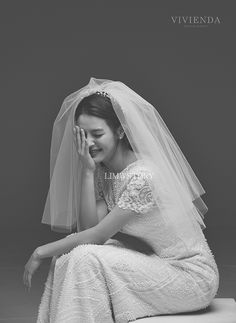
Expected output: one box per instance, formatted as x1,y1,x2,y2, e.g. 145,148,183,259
0,1,235,322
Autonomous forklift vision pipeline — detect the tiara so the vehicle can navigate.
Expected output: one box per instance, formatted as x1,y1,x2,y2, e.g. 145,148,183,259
95,90,110,99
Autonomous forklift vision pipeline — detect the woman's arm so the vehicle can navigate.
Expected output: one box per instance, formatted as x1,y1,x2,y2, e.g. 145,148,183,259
79,169,99,230
79,169,108,230
74,126,105,231
97,199,108,222
36,205,137,259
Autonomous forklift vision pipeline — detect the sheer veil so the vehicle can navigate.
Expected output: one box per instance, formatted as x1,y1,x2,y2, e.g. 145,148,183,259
41,77,208,249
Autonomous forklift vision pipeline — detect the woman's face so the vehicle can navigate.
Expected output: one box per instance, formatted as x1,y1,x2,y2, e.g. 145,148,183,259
76,114,119,163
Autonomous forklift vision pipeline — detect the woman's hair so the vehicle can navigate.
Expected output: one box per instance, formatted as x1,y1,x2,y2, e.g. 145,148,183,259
74,93,133,151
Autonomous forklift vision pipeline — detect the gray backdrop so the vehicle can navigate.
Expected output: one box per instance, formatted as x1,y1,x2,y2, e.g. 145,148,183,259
0,1,235,263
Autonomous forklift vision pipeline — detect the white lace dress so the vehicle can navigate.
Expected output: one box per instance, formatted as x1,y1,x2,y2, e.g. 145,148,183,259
36,160,219,323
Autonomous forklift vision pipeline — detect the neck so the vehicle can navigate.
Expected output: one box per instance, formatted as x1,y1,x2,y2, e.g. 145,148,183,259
102,144,137,174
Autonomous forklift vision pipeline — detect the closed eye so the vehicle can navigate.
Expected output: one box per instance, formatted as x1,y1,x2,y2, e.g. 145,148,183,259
93,134,103,138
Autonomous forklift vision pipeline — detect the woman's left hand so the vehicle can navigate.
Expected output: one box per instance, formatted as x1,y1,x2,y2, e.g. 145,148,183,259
23,249,43,291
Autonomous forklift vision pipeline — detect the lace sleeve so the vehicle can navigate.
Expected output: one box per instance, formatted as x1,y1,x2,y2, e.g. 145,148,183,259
117,170,158,214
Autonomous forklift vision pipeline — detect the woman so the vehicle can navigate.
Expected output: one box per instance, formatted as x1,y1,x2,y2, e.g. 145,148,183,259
23,77,219,323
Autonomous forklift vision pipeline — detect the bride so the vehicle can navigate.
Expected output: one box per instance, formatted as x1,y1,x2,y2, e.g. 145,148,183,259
23,77,219,323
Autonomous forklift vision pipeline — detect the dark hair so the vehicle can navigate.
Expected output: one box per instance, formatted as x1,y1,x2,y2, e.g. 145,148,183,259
74,93,133,151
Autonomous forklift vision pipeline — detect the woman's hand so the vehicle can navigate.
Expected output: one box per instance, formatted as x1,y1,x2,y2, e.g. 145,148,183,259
73,126,96,172
23,249,43,292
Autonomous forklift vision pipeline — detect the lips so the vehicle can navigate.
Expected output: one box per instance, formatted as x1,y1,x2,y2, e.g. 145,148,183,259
89,149,102,157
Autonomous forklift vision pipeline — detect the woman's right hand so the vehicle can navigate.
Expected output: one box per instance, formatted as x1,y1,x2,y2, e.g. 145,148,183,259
73,126,96,172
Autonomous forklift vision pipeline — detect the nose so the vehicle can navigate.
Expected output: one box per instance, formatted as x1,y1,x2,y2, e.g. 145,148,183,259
86,133,95,148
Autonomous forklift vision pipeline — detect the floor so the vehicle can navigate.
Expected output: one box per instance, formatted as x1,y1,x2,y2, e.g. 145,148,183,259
0,227,235,323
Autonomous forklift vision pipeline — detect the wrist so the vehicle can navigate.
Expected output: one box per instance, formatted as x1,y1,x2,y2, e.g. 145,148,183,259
34,247,43,260
83,167,95,176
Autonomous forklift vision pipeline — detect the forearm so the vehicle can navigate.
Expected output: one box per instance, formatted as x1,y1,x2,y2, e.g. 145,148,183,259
79,169,98,230
37,226,100,259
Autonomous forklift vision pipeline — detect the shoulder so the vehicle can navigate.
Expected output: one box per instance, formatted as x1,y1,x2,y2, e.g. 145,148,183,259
118,160,158,214
122,160,155,186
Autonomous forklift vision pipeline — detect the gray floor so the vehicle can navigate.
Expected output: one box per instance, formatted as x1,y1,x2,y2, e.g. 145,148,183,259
0,227,235,323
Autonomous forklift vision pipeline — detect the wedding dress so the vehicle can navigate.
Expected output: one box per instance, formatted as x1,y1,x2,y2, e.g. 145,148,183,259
36,159,219,323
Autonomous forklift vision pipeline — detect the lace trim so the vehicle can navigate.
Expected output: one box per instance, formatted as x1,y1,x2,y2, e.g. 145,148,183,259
117,172,158,214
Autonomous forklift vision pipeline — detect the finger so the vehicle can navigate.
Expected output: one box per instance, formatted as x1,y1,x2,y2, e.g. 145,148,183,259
28,274,32,289
25,271,29,286
23,270,27,286
74,126,79,151
25,272,30,290
76,126,81,152
72,127,77,147
24,274,28,289
82,131,90,157
84,137,89,155
80,129,86,153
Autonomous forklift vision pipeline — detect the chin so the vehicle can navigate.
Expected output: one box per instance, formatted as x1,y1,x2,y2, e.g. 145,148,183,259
91,149,113,164
92,154,104,163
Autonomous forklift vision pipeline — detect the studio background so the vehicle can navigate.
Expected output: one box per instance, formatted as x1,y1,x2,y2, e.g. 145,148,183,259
0,0,235,320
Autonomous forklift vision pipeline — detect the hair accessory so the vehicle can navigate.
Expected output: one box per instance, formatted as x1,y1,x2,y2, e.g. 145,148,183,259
95,90,110,99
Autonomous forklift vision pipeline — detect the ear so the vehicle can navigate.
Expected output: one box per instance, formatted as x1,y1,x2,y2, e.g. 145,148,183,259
116,126,125,139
